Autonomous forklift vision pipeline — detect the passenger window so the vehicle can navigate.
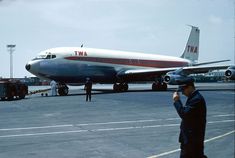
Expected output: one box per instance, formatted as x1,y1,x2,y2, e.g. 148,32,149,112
52,55,56,58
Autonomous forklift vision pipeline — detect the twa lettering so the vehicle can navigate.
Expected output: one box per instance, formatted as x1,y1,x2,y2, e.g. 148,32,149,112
75,51,87,56
187,45,198,53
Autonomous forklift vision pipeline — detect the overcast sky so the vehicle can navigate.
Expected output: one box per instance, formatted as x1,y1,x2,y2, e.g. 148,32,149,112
0,0,234,78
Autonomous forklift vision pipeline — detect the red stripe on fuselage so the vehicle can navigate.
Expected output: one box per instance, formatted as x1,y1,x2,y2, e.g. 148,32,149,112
65,56,188,68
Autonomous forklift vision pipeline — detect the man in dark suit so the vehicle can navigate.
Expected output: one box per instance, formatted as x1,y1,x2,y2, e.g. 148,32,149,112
173,81,207,158
84,78,92,102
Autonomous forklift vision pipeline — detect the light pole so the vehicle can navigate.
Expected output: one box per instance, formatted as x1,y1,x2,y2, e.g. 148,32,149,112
7,44,16,78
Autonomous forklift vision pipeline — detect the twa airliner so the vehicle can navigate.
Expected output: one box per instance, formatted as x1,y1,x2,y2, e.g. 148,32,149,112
25,26,234,95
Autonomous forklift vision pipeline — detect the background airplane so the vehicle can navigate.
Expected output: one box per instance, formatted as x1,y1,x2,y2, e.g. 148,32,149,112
25,26,235,95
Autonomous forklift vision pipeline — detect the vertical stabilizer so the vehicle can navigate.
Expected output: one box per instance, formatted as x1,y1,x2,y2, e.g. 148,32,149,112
181,26,200,64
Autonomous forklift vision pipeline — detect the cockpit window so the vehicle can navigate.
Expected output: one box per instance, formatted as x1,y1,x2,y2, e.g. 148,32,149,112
46,55,51,59
45,54,56,59
33,54,56,60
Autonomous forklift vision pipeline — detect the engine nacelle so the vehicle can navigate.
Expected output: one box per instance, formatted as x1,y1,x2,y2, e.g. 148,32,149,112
225,66,235,80
164,73,194,85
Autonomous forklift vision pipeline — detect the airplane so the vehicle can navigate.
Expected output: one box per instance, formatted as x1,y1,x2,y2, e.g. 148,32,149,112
25,26,235,96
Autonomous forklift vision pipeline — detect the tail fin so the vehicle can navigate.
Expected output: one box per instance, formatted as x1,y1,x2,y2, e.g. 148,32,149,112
181,26,200,64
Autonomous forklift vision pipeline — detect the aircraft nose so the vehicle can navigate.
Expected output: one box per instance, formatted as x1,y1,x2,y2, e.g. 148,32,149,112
25,60,40,75
25,64,31,71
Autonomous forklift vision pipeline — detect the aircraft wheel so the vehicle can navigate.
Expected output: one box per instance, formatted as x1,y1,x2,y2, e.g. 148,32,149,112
152,82,157,91
152,82,167,91
161,82,167,91
113,83,128,92
113,83,120,92
122,83,129,92
58,84,69,96
64,87,69,95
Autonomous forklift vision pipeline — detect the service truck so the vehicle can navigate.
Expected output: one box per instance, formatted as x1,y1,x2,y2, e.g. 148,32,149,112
0,79,28,101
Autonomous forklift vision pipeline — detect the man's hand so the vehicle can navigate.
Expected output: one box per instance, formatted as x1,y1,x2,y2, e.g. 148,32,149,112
173,92,180,102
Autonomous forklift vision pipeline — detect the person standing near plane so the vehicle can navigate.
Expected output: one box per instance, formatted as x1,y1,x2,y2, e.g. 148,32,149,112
84,78,92,102
172,81,207,158
50,80,57,96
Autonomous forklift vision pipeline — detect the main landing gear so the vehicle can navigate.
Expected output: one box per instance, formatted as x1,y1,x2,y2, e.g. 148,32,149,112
58,83,69,96
112,81,167,92
113,83,129,92
152,82,167,91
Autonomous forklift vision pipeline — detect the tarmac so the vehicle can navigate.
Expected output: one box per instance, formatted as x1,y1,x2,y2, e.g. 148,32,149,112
0,82,234,158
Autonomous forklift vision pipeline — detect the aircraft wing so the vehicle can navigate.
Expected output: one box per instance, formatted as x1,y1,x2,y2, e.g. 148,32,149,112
176,65,229,74
118,67,175,78
117,65,230,82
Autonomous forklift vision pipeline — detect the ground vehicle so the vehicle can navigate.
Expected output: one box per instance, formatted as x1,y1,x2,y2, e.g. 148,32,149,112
0,79,28,101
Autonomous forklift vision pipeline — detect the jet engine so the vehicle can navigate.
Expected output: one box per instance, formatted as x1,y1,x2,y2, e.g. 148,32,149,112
164,69,194,85
225,66,235,80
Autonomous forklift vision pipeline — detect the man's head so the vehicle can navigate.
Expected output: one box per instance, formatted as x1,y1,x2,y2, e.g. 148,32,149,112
178,81,195,97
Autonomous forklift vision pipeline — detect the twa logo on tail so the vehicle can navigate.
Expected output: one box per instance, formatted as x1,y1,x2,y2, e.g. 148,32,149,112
186,45,198,53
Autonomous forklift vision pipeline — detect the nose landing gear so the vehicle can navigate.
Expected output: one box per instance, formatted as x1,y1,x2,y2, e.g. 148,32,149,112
58,83,69,96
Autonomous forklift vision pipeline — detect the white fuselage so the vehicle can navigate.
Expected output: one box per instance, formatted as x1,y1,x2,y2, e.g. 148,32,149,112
26,47,190,84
